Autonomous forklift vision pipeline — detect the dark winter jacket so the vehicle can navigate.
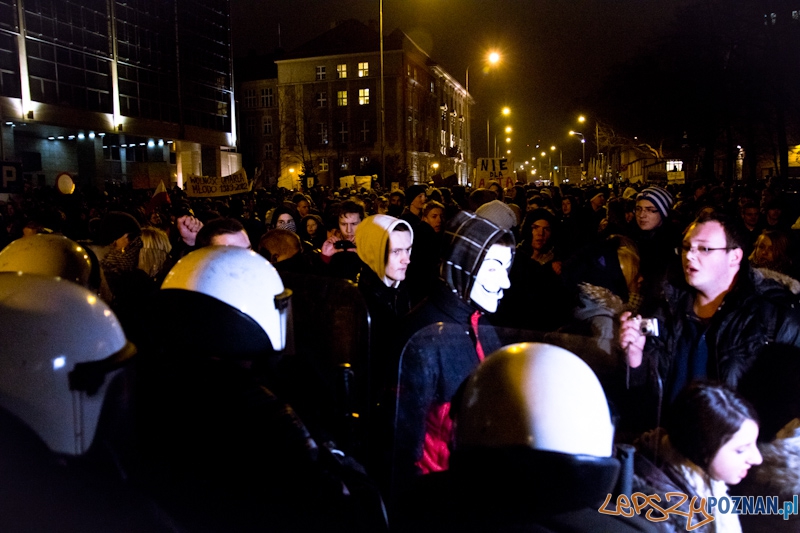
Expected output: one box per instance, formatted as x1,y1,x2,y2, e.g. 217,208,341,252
393,285,502,484
631,265,800,430
395,446,657,533
393,211,513,488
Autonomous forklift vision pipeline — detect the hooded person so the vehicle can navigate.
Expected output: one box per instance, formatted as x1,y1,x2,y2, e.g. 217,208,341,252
355,215,414,398
392,210,515,491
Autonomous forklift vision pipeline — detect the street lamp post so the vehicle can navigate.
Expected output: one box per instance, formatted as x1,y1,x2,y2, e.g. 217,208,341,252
570,130,586,176
579,115,601,181
466,51,500,94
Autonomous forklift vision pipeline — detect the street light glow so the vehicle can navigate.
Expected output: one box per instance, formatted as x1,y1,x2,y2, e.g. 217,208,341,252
505,126,512,133
506,137,511,143
551,145,556,151
488,51,500,64
502,107,511,116
578,115,586,123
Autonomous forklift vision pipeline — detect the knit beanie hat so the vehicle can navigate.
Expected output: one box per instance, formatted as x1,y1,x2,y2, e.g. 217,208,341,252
622,187,638,200
476,200,518,230
636,186,673,219
96,211,141,246
405,185,427,206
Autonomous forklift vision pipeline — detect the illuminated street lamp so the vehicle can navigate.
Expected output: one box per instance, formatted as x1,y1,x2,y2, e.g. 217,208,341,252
570,130,586,175
488,106,510,158
505,126,512,134
466,50,501,93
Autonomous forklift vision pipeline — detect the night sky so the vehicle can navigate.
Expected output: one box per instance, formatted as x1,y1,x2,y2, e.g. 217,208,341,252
231,0,694,167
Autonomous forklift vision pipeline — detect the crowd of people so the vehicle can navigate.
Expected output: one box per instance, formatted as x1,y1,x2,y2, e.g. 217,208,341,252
1,176,799,532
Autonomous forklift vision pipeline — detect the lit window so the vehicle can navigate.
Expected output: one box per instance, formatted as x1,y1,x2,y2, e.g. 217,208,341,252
358,62,369,77
262,116,272,135
337,64,347,78
261,88,274,107
358,88,370,105
666,160,683,172
319,158,329,172
337,90,347,106
317,92,327,108
316,66,326,80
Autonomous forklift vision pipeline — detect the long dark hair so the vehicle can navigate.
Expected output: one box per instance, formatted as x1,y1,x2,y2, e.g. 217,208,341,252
665,383,759,470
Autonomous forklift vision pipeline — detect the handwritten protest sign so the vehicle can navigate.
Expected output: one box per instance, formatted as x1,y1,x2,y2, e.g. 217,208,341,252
185,169,251,197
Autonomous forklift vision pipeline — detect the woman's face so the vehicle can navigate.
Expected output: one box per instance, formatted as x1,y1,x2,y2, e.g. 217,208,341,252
306,218,318,237
753,235,774,264
562,198,572,215
708,418,762,485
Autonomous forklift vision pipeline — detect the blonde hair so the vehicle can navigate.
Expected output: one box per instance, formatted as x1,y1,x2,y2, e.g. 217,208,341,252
138,226,172,277
615,235,641,296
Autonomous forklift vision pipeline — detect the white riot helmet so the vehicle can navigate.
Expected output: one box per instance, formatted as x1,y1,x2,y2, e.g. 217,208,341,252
0,273,136,455
161,246,291,352
455,342,614,457
0,234,93,286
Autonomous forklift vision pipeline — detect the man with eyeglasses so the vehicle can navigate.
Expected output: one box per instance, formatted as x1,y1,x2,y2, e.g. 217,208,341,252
631,186,680,303
619,211,800,430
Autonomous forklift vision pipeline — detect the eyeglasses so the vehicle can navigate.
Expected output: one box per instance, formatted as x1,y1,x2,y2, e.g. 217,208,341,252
675,244,731,256
635,206,659,215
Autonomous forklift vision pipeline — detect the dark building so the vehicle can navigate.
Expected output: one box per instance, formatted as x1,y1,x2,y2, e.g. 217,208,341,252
0,0,238,191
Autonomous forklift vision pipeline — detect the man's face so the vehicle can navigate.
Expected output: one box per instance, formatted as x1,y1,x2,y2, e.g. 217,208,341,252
411,193,427,211
531,219,552,252
708,418,762,485
469,244,512,313
681,221,740,294
741,207,759,229
211,230,251,248
422,207,444,233
389,194,404,207
385,230,412,283
339,212,361,241
635,199,662,231
296,200,310,218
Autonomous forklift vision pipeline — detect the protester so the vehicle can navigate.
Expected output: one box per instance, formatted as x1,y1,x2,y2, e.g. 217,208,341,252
632,383,762,533
393,211,514,488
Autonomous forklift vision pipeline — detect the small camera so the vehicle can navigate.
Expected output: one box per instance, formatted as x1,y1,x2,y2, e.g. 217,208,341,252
639,318,659,337
333,240,356,250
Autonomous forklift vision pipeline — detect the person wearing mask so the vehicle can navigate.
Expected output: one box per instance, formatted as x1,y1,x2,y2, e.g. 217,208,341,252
393,211,514,489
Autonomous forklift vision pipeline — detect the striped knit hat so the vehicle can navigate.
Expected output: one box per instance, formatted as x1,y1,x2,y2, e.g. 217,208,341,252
636,186,674,219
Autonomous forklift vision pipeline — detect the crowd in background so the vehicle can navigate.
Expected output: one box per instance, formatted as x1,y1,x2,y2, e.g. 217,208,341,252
2,175,800,532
